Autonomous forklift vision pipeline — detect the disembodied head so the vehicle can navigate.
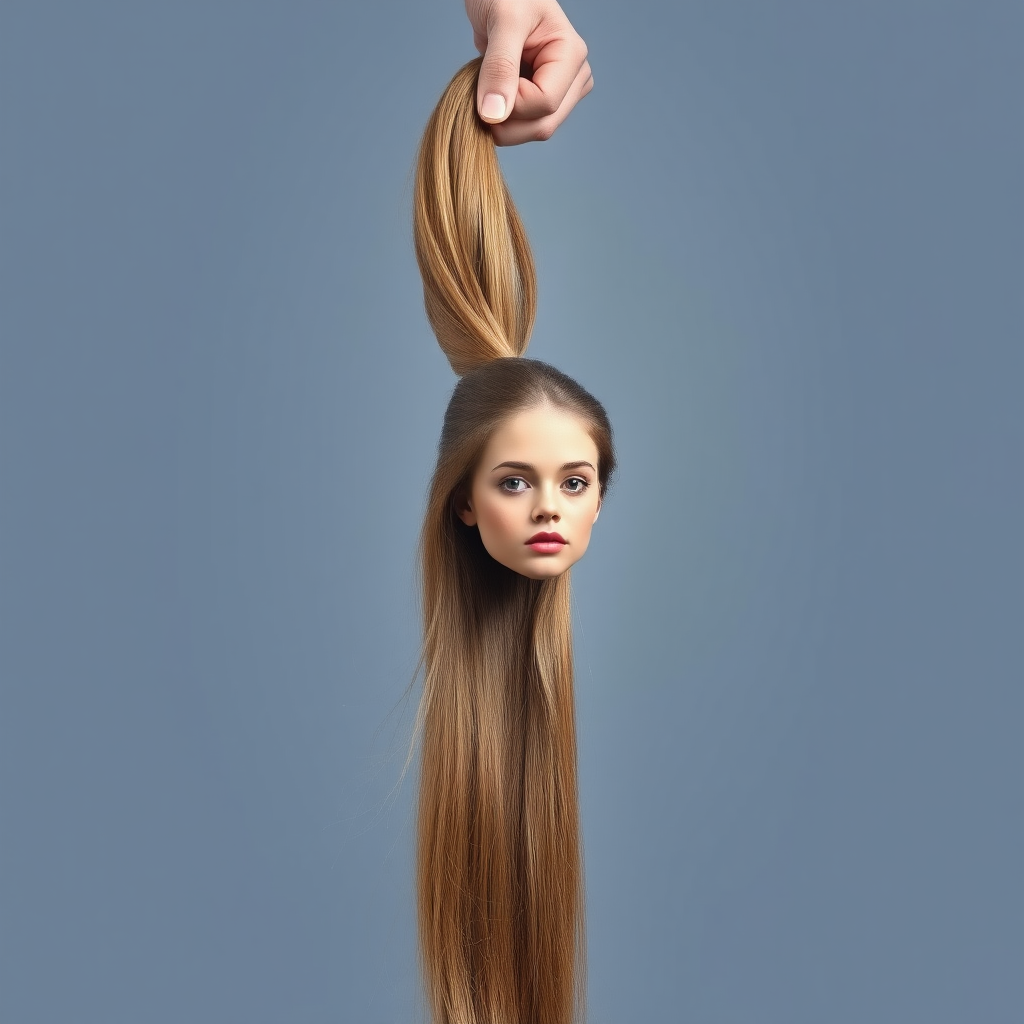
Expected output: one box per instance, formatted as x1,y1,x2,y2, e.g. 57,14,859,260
457,401,601,580
437,358,614,580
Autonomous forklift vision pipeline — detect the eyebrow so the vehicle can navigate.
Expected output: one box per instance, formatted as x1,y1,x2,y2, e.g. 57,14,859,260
490,461,596,473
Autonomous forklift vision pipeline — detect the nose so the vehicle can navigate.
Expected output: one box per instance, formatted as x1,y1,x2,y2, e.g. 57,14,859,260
531,488,560,523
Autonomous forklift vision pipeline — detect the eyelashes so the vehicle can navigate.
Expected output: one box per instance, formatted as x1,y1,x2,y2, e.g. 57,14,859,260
499,476,590,495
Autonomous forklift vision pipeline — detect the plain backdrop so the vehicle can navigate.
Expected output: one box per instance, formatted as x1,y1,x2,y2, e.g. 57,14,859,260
2,1,1021,1022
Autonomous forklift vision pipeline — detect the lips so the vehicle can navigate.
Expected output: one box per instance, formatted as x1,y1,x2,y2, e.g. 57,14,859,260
526,532,566,544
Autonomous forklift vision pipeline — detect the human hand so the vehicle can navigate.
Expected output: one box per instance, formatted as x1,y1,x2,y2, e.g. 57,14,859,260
464,0,593,145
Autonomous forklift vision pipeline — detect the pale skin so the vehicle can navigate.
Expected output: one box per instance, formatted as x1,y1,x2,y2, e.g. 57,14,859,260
465,0,593,145
457,404,602,580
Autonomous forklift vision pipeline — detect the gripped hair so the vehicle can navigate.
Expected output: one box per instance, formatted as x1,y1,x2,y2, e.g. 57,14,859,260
414,58,535,376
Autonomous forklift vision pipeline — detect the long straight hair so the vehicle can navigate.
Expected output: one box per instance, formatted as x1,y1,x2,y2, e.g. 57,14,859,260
412,59,615,1024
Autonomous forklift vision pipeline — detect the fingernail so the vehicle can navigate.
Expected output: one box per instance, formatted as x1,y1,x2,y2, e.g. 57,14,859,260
481,93,506,121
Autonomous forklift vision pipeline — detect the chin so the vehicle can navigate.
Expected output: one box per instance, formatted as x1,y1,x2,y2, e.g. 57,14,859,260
481,542,587,580
515,563,570,581
509,551,581,580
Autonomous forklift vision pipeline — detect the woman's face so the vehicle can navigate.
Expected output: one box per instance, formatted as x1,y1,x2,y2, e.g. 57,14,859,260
457,403,602,580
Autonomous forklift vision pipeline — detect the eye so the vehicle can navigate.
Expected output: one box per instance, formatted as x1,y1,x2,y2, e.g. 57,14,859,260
500,477,528,493
564,477,590,494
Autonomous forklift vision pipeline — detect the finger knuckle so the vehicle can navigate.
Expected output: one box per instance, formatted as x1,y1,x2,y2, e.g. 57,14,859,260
534,120,558,143
536,92,561,116
484,51,520,79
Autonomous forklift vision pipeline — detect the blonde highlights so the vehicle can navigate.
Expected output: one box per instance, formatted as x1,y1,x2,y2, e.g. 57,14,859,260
412,58,614,1024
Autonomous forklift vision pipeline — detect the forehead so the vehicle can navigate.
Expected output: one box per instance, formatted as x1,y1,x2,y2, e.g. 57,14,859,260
479,405,598,468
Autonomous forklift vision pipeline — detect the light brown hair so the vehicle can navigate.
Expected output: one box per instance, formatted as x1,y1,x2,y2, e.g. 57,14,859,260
413,58,615,1024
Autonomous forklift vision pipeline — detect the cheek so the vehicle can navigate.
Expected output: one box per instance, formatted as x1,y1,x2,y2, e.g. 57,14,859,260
478,497,520,546
569,503,599,553
573,499,598,534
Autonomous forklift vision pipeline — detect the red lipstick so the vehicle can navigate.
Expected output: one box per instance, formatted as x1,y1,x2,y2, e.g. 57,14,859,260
526,532,566,554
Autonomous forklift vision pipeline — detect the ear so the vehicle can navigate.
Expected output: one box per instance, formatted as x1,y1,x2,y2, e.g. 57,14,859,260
593,499,602,524
457,497,477,527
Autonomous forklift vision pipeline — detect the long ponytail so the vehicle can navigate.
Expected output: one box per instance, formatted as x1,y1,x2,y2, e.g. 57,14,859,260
414,58,536,375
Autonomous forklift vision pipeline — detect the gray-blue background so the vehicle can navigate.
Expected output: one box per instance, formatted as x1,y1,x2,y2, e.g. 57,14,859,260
2,2,1021,1021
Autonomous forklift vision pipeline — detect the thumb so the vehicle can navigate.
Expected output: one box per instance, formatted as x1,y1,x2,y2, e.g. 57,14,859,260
477,23,529,123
